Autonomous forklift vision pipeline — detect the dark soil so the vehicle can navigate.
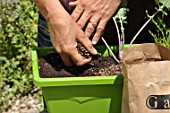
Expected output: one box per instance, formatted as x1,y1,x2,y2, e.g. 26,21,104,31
39,43,122,78
39,53,122,78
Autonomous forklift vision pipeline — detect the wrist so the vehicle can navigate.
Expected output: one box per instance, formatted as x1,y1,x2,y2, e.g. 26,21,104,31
45,1,71,25
46,9,71,28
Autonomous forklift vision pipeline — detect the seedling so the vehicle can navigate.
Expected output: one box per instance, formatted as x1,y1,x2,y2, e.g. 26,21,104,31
103,0,170,63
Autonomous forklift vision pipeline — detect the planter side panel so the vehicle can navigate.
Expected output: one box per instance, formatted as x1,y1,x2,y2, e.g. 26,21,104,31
43,83,123,113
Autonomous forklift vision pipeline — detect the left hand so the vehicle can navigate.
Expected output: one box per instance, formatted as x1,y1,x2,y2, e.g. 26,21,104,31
69,0,122,44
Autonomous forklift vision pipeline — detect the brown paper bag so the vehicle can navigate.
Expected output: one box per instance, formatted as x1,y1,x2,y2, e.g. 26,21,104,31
121,43,170,113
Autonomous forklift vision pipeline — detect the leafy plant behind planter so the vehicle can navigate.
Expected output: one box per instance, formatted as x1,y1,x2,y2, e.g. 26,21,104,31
148,1,170,49
130,0,170,46
0,0,38,111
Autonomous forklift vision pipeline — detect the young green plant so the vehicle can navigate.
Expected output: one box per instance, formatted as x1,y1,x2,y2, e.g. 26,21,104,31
130,0,170,45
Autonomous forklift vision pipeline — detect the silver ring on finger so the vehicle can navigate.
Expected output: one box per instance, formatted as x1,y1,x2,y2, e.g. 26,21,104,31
89,19,98,28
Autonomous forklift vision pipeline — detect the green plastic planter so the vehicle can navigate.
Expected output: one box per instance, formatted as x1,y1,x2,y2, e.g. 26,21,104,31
31,45,129,113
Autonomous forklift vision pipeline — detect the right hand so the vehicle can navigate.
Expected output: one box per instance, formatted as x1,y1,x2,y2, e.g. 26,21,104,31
70,0,121,44
47,11,98,67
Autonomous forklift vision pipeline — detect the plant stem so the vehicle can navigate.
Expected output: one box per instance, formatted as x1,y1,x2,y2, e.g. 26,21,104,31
120,20,125,51
113,17,121,53
130,5,164,45
101,37,120,63
129,18,152,45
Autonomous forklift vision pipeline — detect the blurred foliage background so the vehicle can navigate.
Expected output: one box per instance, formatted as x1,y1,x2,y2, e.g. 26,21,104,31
0,0,41,112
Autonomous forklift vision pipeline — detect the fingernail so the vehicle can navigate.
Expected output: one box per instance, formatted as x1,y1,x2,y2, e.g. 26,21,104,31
92,41,97,45
94,48,98,54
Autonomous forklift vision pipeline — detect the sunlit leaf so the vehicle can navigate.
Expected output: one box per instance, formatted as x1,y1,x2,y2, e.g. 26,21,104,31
158,0,170,8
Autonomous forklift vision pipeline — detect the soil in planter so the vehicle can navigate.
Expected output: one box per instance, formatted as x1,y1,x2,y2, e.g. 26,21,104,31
39,43,122,78
39,53,122,78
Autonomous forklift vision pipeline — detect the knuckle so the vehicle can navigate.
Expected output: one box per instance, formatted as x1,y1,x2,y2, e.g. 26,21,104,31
74,7,83,15
90,6,97,13
97,27,104,33
71,15,77,20
86,42,93,49
105,4,110,10
77,22,83,28
62,45,74,54
72,15,76,19
81,0,88,6
105,12,111,17
77,5,84,11
86,26,94,32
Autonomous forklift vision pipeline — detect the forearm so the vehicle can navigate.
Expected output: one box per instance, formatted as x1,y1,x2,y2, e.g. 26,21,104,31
32,0,68,22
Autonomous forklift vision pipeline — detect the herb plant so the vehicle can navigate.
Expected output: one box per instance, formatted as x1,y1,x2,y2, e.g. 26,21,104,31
130,0,170,45
148,2,170,49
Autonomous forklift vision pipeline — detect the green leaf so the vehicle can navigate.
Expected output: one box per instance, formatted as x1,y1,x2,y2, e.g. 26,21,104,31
0,56,7,61
158,0,170,8
114,8,128,22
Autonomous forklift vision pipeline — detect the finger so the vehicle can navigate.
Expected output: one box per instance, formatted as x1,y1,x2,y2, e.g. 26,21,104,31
85,17,99,38
60,53,74,67
77,30,98,55
69,1,78,6
71,5,84,21
84,21,95,38
92,19,107,45
77,11,91,28
68,49,92,66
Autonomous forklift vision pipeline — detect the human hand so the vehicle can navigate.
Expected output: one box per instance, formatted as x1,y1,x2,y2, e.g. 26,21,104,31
33,0,98,66
69,0,121,44
47,11,98,67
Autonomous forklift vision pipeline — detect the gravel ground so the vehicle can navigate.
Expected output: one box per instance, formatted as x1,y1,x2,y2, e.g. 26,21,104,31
1,86,43,113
